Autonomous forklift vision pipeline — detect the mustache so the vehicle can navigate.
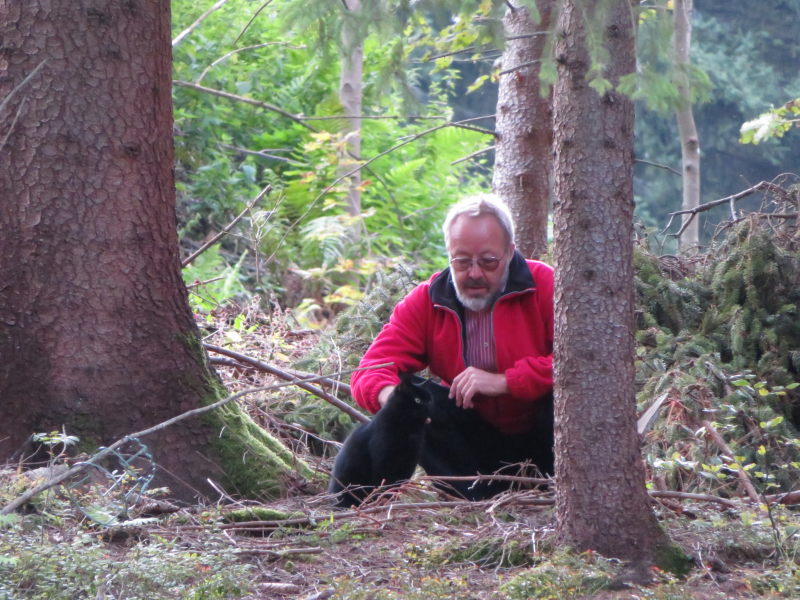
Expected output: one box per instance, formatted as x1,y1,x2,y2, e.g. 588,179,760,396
464,278,488,288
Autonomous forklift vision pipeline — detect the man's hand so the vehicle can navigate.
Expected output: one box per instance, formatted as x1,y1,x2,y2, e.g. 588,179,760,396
449,367,508,409
377,385,396,408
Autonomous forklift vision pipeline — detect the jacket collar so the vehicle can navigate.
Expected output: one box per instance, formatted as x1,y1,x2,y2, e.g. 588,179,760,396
429,250,535,311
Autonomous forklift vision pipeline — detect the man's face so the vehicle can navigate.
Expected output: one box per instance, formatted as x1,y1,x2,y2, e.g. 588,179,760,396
447,214,514,311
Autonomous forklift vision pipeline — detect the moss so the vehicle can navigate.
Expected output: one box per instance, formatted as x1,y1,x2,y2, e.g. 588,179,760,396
220,507,306,523
204,400,317,499
181,332,317,500
653,542,694,578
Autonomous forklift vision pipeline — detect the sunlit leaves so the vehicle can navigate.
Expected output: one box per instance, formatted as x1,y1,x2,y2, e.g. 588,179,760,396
740,99,800,144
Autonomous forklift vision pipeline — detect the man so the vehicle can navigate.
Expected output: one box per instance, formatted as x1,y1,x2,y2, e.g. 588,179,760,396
350,194,554,499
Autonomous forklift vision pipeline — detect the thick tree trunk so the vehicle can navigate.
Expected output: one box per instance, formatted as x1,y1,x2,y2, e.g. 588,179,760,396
492,1,554,259
552,0,668,562
339,0,363,238
0,0,309,500
674,0,700,251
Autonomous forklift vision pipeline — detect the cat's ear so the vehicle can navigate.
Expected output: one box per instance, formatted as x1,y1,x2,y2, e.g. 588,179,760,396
398,371,414,388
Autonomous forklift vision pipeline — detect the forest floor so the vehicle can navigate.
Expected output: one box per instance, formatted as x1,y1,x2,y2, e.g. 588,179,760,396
2,307,798,600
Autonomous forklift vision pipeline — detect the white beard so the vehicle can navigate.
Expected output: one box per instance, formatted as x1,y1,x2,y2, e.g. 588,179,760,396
453,261,511,312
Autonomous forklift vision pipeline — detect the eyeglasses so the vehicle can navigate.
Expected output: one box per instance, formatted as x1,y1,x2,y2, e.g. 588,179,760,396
449,256,502,272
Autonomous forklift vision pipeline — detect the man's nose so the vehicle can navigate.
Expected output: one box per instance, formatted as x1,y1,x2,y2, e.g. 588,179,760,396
466,261,483,277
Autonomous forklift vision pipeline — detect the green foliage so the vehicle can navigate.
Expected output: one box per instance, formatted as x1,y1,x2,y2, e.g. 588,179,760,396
183,245,250,313
0,527,254,599
171,0,491,311
499,551,617,600
633,2,800,235
635,222,800,496
740,98,800,144
0,476,255,600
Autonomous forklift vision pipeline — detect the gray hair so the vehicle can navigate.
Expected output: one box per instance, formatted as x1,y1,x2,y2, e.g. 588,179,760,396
442,193,515,248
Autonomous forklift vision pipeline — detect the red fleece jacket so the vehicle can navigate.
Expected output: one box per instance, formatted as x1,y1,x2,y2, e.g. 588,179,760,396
351,254,554,434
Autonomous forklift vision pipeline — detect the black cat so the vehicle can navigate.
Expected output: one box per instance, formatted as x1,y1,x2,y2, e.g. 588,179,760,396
328,372,432,507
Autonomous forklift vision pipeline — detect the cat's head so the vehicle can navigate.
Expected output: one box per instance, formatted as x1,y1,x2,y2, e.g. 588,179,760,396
393,371,432,409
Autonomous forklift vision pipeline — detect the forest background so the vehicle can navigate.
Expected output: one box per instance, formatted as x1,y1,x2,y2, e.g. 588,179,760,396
1,0,799,598
173,0,799,319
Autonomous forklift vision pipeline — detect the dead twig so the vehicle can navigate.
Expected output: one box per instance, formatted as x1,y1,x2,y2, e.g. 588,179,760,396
661,180,789,239
701,420,762,504
1,365,385,515
182,184,271,268
649,490,739,510
204,343,368,423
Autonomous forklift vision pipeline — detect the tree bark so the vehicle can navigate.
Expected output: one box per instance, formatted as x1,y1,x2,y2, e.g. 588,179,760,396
339,0,363,238
673,0,700,251
492,1,554,259
552,0,668,562
0,0,309,500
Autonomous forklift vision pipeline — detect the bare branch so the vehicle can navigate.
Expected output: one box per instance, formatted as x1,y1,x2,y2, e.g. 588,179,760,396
204,344,368,423
263,116,496,265
186,275,226,289
498,59,541,76
172,0,230,48
635,158,681,176
197,42,305,83
182,184,272,267
451,145,495,166
173,80,318,132
661,180,789,238
218,142,308,166
233,0,276,46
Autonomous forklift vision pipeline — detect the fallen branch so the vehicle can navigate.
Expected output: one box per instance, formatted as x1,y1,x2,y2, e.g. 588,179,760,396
204,344,367,423
701,420,761,504
210,355,352,397
649,490,739,510
1,365,384,515
418,473,552,487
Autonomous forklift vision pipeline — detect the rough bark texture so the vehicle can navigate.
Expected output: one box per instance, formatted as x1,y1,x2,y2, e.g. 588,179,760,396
551,0,668,561
0,0,309,500
492,1,554,259
673,0,700,251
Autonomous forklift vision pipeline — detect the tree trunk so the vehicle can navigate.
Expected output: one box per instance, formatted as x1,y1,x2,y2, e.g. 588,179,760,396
551,0,668,562
339,0,363,239
674,0,700,251
0,0,310,500
492,1,554,260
